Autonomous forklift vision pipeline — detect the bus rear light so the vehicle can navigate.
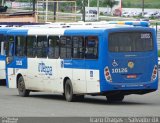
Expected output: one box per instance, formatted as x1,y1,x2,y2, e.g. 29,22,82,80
105,68,109,71
151,65,158,82
104,66,112,82
105,72,109,76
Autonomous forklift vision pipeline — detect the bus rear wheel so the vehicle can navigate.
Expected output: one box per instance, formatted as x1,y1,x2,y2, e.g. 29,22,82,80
64,79,76,102
17,76,30,97
106,95,124,103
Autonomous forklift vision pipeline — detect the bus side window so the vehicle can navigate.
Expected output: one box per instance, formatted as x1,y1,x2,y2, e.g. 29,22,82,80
37,36,48,58
7,36,14,57
72,36,85,59
26,36,36,58
4,42,9,57
48,36,59,59
0,34,4,55
60,36,72,59
85,36,98,59
15,36,26,57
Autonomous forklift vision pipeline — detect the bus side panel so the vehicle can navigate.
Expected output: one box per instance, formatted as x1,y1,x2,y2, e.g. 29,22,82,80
25,58,67,93
0,56,6,80
7,57,28,88
7,68,17,88
64,30,102,94
45,59,64,93
86,69,100,94
99,31,113,92
71,59,86,93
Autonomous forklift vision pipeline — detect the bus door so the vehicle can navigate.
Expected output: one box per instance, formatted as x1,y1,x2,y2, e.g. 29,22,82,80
26,36,39,89
5,36,15,88
44,36,61,92
0,34,6,80
72,36,86,93
85,36,99,93
35,36,48,90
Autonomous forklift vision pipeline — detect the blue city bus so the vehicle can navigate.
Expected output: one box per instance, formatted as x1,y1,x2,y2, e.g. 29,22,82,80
5,22,158,102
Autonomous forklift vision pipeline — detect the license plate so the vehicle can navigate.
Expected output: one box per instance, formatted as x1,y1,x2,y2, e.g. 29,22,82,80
127,75,137,79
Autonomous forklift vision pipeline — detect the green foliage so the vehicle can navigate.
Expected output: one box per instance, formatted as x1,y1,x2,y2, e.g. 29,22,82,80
122,0,160,8
90,0,97,7
104,0,119,9
100,12,104,15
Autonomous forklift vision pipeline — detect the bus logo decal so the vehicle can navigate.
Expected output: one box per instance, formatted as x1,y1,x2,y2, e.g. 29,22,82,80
112,60,118,67
38,62,52,76
128,61,134,69
16,60,22,66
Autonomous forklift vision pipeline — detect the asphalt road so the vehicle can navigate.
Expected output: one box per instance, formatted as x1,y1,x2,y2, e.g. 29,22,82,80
0,83,160,117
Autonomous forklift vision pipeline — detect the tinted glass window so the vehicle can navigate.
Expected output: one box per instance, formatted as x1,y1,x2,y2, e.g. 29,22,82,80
109,32,153,52
72,36,85,59
60,36,72,59
0,34,4,55
27,36,36,58
15,36,26,57
85,36,98,59
48,36,59,59
37,36,48,58
5,36,14,57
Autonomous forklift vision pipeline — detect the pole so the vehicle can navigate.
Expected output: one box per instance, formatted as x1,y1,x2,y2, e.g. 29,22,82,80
97,0,99,21
1,0,4,6
45,0,48,22
82,0,85,22
142,0,144,17
75,1,77,21
156,23,158,39
33,0,36,13
53,2,57,21
88,0,90,7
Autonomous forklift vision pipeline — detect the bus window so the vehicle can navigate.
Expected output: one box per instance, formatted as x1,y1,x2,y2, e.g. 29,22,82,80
48,36,59,59
15,36,26,57
109,32,153,52
37,36,48,58
85,36,98,59
0,34,4,55
60,36,72,59
6,36,14,57
72,36,85,59
5,36,14,64
27,36,36,58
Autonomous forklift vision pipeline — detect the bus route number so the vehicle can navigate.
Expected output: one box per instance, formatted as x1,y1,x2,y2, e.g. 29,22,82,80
112,68,128,74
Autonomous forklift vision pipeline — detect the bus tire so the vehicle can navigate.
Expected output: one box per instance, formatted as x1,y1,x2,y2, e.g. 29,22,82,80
106,95,124,103
64,79,75,102
17,76,30,97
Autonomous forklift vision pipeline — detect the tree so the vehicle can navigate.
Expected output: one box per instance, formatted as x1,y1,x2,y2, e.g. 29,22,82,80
103,0,119,14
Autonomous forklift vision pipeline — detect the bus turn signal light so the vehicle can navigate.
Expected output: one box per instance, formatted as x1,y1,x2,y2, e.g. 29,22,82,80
151,65,157,82
104,66,112,82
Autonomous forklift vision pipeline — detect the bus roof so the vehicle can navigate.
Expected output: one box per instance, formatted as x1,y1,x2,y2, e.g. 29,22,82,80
0,27,15,34
6,23,153,36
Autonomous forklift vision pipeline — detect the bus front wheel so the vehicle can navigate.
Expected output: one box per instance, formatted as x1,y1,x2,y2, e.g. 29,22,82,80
17,76,30,97
64,79,75,102
106,95,124,103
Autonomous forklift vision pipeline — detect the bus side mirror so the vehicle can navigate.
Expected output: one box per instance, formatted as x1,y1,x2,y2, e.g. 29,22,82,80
6,56,13,64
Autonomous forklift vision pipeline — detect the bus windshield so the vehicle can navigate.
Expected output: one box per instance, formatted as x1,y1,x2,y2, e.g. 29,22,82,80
108,32,153,52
